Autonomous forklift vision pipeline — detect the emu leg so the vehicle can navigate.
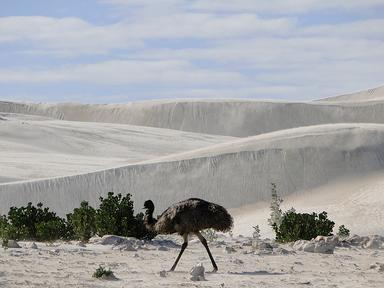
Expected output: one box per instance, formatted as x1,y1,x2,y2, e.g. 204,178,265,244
170,233,188,271
195,231,218,272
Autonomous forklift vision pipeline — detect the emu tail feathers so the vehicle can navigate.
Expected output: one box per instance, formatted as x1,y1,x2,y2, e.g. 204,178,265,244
208,203,233,232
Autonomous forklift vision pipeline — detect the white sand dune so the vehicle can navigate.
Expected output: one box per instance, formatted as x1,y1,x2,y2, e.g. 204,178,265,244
0,112,233,182
318,85,384,102
1,123,384,235
2,87,384,137
1,87,384,237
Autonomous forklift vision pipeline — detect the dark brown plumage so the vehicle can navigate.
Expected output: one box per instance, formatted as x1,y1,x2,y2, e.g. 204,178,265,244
143,198,233,272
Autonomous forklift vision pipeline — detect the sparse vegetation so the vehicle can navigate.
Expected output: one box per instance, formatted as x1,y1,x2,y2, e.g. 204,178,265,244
0,192,155,243
268,183,283,229
268,184,337,243
252,225,261,241
92,265,114,279
0,202,73,241
337,225,350,239
273,210,335,243
69,201,97,242
251,225,261,250
96,192,136,237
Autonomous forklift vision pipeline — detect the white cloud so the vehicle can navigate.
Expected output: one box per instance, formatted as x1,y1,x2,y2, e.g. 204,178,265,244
0,60,246,86
0,16,143,57
102,0,384,14
0,1,383,101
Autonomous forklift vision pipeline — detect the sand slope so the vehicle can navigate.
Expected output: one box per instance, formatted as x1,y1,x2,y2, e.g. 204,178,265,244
319,85,384,102
1,87,384,236
0,113,233,182
1,123,383,235
2,92,384,137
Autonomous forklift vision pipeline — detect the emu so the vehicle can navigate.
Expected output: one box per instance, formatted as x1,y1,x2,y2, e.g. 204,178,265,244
143,198,233,272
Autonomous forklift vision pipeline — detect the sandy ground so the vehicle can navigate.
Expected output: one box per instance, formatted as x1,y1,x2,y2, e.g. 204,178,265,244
0,235,383,288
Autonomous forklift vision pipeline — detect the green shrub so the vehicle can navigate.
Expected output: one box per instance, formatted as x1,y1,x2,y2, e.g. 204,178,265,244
96,192,136,237
36,218,68,242
0,215,8,239
3,202,71,241
0,192,155,242
273,210,335,243
69,201,96,242
337,225,350,239
92,266,114,279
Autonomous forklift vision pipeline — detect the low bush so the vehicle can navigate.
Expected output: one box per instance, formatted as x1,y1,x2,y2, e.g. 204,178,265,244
273,210,335,243
337,224,350,239
69,201,97,242
92,266,114,279
96,192,136,236
1,202,73,241
0,192,156,243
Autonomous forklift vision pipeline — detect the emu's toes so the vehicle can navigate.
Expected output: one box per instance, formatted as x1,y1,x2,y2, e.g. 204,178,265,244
209,268,218,273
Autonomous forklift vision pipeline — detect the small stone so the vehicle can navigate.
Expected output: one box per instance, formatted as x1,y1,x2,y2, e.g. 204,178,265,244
117,244,137,251
157,246,169,251
257,242,273,250
303,242,315,253
232,258,244,264
223,246,236,254
6,240,21,248
190,263,205,281
363,235,383,249
49,249,60,255
133,253,140,258
159,270,167,277
29,242,38,249
273,247,294,255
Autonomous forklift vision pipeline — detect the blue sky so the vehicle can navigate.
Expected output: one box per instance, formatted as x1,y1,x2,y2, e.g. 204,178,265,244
0,0,383,103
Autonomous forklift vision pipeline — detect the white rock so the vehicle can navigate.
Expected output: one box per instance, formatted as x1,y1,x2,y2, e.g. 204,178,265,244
347,235,368,246
273,247,294,255
6,240,21,248
362,235,384,249
293,236,337,254
292,240,309,251
190,263,205,281
99,235,133,245
77,242,86,247
303,242,315,253
116,244,137,251
157,246,169,251
29,242,38,249
223,246,236,254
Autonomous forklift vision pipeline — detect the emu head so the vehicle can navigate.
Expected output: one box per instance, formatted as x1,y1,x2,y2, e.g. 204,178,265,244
143,200,155,213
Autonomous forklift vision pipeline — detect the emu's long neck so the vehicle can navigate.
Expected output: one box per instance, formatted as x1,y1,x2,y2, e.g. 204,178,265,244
144,207,157,231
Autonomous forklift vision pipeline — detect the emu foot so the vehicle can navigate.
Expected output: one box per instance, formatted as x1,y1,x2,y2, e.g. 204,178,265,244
207,267,218,273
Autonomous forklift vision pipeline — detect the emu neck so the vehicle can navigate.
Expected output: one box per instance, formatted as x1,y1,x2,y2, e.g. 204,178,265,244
144,207,157,231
